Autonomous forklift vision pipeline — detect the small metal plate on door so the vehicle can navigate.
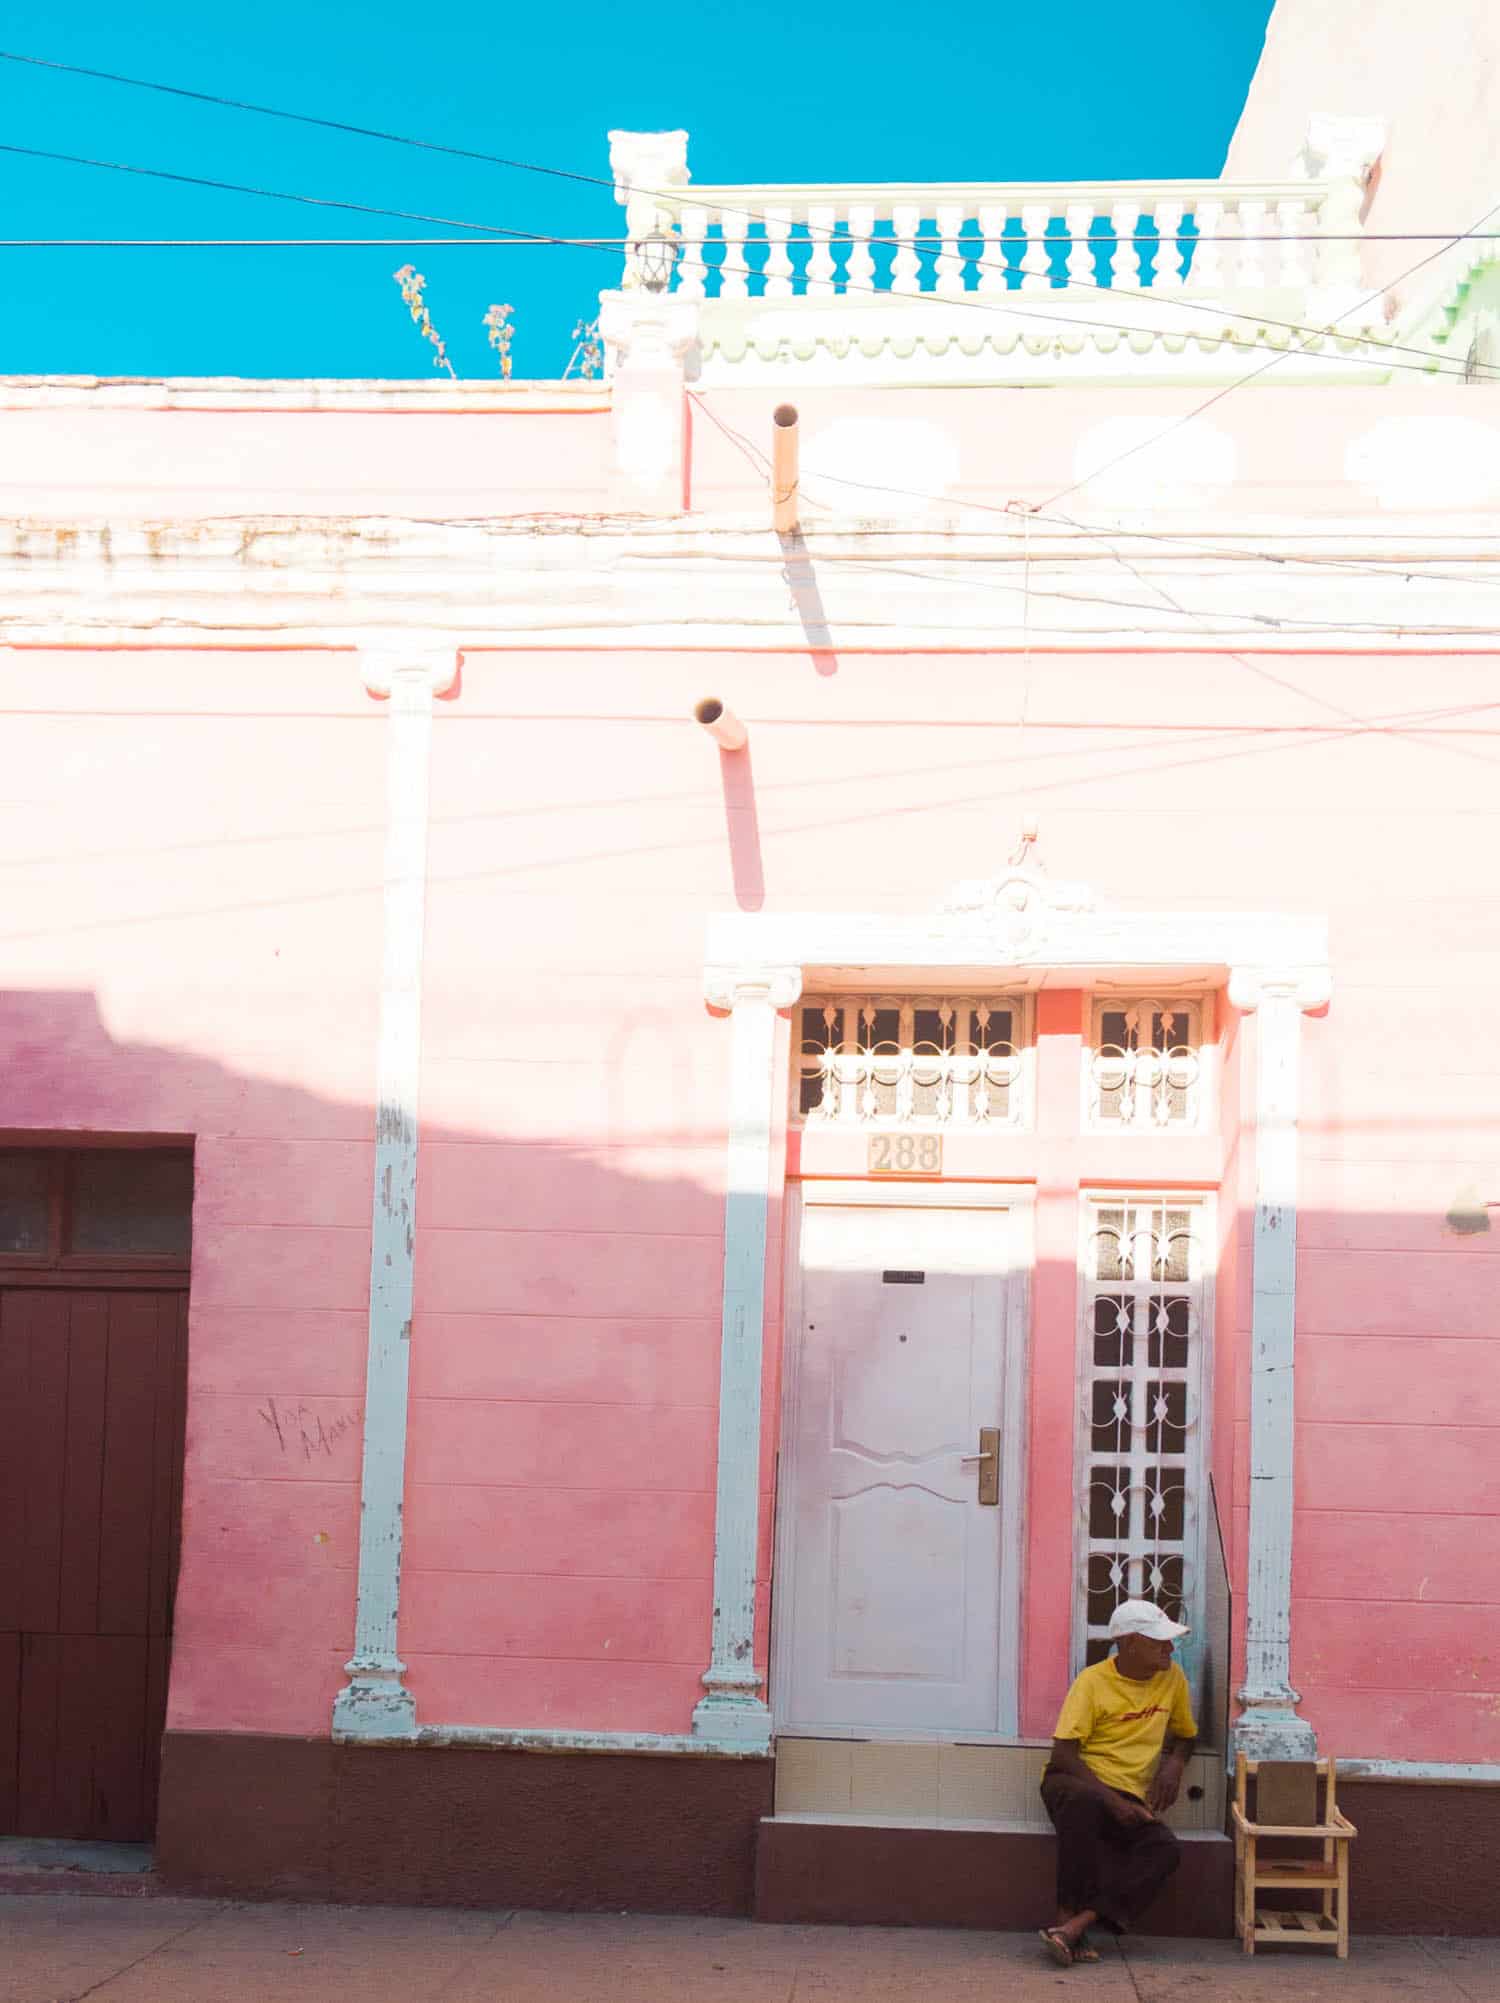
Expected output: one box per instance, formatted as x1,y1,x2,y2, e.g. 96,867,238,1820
882,1270,925,1285
977,1425,1000,1506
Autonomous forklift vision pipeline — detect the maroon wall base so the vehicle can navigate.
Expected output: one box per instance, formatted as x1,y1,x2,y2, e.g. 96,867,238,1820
1337,1783,1500,1936
755,1822,1235,1937
155,1739,1500,1936
156,1732,773,1915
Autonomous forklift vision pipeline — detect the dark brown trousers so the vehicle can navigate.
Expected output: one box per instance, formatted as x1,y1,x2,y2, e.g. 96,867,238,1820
1039,1769,1181,1934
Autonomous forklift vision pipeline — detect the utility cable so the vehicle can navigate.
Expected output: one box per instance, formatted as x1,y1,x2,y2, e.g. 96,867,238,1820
3,46,1495,379
0,140,622,249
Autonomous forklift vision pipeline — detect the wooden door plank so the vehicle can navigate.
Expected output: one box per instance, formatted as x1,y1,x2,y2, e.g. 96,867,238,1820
142,1632,171,1834
0,1630,19,1832
96,1294,160,1639
58,1293,109,1637
16,1631,61,1837
19,1294,69,1636
144,1294,187,1638
69,1636,149,1842
0,1295,29,1630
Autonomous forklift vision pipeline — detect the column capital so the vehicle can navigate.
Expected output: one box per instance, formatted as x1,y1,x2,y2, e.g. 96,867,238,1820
598,290,701,371
1227,965,1332,1015
359,647,459,698
704,964,803,1011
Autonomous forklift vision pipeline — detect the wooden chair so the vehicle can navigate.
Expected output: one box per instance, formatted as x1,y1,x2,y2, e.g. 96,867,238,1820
1232,1754,1357,1957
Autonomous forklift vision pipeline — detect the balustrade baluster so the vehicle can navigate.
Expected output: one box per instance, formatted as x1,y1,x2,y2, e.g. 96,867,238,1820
1065,201,1094,288
719,209,750,299
846,203,876,295
677,204,708,300
1237,199,1268,290
935,202,965,296
764,207,794,297
1152,198,1186,290
807,203,837,296
1275,198,1309,292
1186,199,1224,291
977,204,1009,294
1020,203,1052,291
892,203,922,294
1109,201,1142,289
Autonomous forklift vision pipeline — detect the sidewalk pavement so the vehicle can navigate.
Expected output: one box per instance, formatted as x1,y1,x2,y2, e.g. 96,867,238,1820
1,1896,1496,2003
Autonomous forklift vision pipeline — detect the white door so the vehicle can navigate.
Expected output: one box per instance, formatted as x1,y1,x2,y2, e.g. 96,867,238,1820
776,1188,1028,1737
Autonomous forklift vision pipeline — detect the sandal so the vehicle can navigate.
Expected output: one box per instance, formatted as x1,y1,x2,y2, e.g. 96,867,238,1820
1039,1928,1074,1968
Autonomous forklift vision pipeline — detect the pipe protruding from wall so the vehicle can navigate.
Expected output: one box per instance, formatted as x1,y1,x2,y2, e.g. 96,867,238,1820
694,697,748,751
772,404,799,535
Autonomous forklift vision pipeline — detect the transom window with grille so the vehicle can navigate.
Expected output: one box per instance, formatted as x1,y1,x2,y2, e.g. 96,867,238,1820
794,995,1030,1127
1087,997,1208,1130
1075,1195,1209,1670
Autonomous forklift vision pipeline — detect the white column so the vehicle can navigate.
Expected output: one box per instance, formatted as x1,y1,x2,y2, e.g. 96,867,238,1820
693,964,802,1750
332,647,457,1742
597,290,700,517
1227,964,1331,1762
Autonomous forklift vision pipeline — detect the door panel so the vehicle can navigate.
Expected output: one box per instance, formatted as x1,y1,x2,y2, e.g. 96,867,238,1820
779,1199,1024,1736
0,1286,187,1840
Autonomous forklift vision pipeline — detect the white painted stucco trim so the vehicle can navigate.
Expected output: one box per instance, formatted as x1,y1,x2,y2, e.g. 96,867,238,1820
332,647,457,1744
691,965,803,1752
708,894,1329,1761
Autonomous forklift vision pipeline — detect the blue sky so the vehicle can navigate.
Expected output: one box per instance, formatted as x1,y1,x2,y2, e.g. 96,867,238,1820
0,2,1275,379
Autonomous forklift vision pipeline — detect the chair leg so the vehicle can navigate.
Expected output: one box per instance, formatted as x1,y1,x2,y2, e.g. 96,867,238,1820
1241,1836,1257,1954
1336,1836,1350,1959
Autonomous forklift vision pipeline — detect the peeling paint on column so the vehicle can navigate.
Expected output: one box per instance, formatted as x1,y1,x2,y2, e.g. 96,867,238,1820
332,650,455,1744
692,965,802,1752
1227,967,1330,1764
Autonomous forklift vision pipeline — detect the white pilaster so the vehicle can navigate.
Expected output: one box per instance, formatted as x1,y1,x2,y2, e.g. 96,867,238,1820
1227,963,1331,1763
332,646,457,1742
693,964,802,1750
607,128,690,291
598,290,700,516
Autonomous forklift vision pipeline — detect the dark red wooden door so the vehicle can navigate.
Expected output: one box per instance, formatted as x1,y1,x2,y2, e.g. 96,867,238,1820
1,1275,188,1840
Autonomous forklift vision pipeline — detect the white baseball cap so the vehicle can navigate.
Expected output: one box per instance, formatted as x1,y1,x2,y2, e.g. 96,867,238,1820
1108,1598,1190,1643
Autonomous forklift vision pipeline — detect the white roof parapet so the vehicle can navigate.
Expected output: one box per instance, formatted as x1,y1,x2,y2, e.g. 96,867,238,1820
602,128,1410,387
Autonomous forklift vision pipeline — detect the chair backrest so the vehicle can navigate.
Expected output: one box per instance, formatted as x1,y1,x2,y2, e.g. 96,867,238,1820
1253,1760,1320,1827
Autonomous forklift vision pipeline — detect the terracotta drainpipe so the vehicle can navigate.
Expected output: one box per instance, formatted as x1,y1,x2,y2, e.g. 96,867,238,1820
693,697,748,750
772,403,799,534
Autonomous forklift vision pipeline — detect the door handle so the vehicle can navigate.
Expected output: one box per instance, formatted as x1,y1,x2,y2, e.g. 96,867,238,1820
959,1427,1001,1505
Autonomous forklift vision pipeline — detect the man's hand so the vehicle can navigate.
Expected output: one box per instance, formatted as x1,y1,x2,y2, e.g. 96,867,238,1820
1147,1755,1186,1815
1110,1795,1158,1827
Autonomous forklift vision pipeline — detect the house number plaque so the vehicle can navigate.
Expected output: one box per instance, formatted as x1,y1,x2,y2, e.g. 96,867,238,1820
867,1134,943,1175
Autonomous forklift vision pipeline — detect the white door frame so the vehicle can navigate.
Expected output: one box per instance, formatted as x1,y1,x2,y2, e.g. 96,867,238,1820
772,1177,1034,1742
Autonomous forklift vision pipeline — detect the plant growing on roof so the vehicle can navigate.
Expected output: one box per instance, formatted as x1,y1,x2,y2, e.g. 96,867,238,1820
483,303,515,379
564,317,602,380
392,265,456,378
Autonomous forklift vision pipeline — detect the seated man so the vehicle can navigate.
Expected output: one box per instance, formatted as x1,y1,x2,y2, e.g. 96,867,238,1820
1038,1599,1196,1967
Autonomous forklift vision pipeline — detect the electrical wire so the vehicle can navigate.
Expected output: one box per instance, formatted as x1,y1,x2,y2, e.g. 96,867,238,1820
0,140,622,250
0,237,621,247
3,46,1495,380
14,128,1472,386
1035,192,1500,507
688,391,1500,626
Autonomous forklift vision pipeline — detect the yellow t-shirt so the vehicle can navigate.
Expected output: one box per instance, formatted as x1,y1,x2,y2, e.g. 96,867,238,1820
1052,1655,1197,1799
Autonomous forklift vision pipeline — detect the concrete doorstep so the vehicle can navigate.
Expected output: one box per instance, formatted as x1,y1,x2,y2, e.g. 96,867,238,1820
0,1896,1497,2003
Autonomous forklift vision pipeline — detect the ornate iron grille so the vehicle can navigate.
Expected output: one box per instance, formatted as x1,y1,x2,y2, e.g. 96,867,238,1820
1088,998,1205,1129
1076,1196,1208,1668
794,996,1027,1127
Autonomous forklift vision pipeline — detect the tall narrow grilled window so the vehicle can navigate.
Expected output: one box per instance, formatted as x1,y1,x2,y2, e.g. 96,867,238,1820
1087,998,1206,1130
793,995,1030,1128
1076,1195,1208,1669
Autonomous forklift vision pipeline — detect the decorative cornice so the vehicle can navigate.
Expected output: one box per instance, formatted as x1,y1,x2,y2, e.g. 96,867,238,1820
703,965,803,1011
359,648,460,698
938,859,1096,960
1227,966,1333,1015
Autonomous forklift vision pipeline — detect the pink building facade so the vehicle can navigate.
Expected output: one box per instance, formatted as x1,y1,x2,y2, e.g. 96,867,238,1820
3,7,1499,1934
